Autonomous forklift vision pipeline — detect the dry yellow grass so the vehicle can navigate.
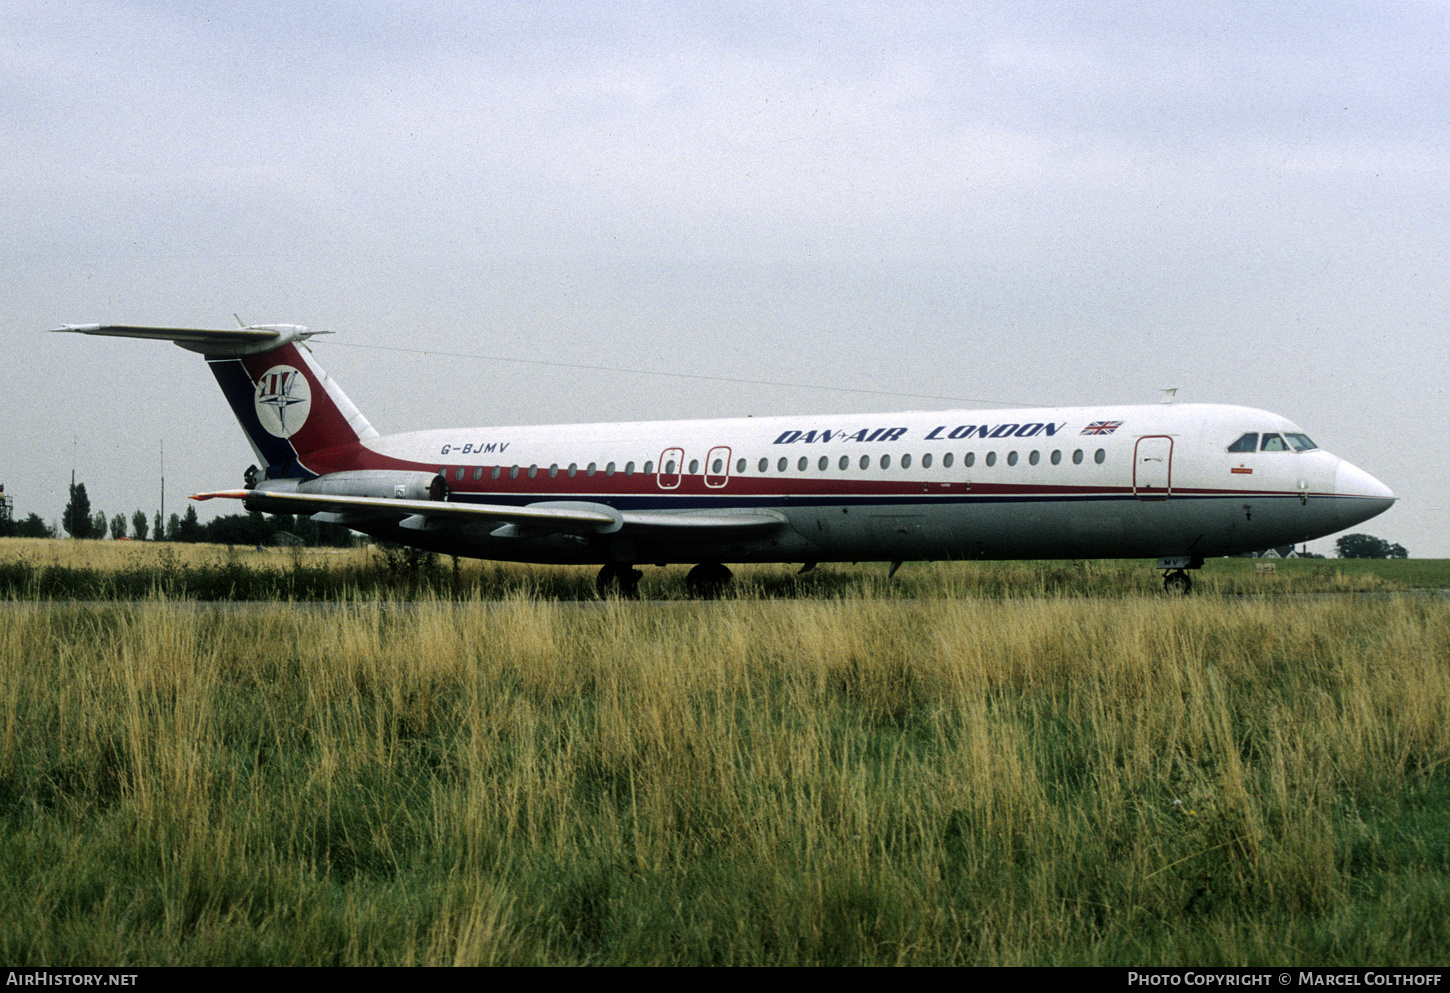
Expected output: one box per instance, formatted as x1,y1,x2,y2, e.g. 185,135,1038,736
1,589,1447,964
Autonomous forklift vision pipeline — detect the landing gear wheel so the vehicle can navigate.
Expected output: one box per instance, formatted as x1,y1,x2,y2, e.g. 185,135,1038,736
685,562,733,599
1163,570,1192,596
596,563,643,599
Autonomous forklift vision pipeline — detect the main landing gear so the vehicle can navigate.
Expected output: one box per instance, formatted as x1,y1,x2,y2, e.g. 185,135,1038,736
685,562,733,598
596,563,643,599
595,562,739,599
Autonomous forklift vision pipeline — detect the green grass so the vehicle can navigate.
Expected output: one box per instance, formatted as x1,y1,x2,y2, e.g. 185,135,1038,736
2,536,1447,600
0,592,1447,964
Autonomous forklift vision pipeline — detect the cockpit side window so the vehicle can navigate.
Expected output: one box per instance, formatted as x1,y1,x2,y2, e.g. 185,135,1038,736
1285,433,1317,452
1260,433,1289,452
1227,433,1258,453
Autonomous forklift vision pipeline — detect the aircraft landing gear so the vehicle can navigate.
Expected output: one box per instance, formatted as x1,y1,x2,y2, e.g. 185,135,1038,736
685,562,733,598
596,563,643,599
1163,570,1193,595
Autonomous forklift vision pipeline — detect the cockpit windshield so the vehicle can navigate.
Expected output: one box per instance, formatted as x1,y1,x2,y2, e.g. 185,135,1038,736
1227,431,1318,453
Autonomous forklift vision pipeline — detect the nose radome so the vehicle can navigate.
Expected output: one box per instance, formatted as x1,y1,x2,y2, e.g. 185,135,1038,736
1335,460,1396,502
1334,459,1396,530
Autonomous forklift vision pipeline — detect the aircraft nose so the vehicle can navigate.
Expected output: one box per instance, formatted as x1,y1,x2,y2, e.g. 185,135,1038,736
1334,459,1396,528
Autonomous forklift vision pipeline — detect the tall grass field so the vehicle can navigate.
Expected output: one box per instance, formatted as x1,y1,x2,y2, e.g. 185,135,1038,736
1,539,1447,964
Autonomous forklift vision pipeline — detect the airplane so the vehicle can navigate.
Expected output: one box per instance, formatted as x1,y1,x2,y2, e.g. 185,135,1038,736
53,321,1396,596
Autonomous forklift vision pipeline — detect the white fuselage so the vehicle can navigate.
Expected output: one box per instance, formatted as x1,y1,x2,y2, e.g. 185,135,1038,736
341,402,1393,565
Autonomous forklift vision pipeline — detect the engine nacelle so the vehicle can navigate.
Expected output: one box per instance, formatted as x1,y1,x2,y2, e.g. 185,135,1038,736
253,470,444,502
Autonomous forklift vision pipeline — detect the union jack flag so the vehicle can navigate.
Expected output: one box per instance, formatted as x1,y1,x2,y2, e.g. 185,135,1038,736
1080,420,1122,435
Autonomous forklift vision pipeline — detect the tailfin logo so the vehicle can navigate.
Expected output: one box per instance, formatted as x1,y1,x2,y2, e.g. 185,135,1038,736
254,365,312,438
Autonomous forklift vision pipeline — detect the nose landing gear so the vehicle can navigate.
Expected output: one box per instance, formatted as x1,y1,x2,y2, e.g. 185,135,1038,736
1162,570,1193,595
1156,555,1203,596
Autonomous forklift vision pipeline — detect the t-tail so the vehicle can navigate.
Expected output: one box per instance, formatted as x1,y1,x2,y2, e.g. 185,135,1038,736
51,323,377,480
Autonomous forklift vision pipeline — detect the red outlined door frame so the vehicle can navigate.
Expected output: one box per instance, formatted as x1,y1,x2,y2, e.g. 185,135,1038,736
1134,435,1173,500
704,446,732,488
658,447,684,489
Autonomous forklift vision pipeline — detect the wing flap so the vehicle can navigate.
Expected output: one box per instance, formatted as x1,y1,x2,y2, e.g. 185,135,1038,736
618,508,788,533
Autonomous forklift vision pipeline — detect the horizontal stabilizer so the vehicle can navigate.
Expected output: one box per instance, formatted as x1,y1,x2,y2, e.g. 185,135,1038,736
52,323,329,356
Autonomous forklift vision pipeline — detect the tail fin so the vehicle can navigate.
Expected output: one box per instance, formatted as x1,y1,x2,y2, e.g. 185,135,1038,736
52,324,377,480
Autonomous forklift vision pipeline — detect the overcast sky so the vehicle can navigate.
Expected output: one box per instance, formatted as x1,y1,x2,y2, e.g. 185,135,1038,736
3,1,1444,556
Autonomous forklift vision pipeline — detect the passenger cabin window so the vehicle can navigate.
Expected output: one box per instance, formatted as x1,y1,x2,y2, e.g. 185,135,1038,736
1227,433,1258,453
1094,449,1106,464
1259,433,1289,452
759,458,769,473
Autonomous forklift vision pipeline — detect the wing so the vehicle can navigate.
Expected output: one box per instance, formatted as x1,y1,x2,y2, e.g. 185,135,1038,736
192,489,788,537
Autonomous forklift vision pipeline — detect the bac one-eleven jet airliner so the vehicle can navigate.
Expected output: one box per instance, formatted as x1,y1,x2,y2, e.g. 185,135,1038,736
55,322,1395,596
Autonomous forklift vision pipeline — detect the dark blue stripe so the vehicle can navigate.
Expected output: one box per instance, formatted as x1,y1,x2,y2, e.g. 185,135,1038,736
207,358,300,471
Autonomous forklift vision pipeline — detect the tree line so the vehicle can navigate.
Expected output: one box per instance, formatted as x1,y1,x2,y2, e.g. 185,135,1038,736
0,482,353,547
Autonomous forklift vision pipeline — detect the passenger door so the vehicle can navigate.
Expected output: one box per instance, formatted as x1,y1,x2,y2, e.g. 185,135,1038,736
1134,436,1173,499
